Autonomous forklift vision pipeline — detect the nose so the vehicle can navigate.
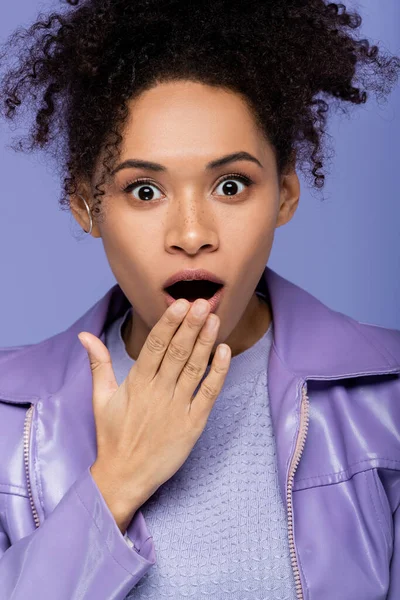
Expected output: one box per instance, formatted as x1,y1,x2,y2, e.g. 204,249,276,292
164,197,220,256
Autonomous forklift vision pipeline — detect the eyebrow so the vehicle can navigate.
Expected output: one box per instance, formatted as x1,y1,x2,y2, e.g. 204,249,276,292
110,151,263,176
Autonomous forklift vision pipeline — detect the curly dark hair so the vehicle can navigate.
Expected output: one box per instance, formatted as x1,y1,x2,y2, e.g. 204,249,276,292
0,0,399,231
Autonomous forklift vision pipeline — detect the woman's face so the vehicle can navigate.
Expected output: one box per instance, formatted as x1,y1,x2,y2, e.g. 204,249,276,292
71,80,300,361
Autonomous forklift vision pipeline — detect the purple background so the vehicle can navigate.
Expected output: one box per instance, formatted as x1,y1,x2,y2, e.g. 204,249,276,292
0,0,399,347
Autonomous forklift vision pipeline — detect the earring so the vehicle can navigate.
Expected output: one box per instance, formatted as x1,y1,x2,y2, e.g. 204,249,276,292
78,194,93,235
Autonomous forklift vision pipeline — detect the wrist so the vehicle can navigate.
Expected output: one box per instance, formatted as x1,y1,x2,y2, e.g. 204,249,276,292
89,462,138,533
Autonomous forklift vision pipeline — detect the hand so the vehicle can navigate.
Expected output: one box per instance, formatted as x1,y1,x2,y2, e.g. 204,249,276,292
78,297,231,533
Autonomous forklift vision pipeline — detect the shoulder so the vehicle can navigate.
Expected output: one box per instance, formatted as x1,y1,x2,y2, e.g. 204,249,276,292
296,320,400,491
0,284,123,492
354,318,400,363
0,341,51,494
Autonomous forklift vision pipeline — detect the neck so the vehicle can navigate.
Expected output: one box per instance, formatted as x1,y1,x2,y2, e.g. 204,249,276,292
221,292,272,361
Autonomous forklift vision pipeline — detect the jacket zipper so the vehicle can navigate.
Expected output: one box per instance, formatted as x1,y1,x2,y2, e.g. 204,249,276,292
287,382,310,600
18,367,399,580
23,404,41,528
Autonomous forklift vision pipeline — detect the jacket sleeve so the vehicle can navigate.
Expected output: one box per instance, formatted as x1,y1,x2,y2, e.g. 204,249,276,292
388,503,400,599
0,466,156,600
377,467,400,600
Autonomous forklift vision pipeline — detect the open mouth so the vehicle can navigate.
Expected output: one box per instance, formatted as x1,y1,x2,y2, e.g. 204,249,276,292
164,280,224,302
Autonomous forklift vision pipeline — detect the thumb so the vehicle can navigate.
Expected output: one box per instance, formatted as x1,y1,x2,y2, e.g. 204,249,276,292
77,332,119,410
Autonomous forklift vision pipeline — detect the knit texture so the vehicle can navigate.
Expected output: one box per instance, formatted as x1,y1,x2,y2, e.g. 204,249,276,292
104,294,297,599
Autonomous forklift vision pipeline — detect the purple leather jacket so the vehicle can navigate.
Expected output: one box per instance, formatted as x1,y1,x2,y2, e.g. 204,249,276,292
0,266,399,600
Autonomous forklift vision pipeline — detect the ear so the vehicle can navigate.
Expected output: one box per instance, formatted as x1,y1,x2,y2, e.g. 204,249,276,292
275,161,300,229
69,185,102,238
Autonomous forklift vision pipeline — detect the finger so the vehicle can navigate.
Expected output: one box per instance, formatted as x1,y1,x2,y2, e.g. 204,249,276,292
133,299,191,382
155,299,211,387
174,313,220,401
189,343,231,426
78,332,119,410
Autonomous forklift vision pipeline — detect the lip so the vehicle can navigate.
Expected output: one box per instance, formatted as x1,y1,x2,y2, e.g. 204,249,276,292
163,285,225,314
163,268,225,289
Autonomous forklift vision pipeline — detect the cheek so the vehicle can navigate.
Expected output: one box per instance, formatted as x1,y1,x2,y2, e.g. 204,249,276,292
229,207,276,253
99,207,146,255
100,224,146,283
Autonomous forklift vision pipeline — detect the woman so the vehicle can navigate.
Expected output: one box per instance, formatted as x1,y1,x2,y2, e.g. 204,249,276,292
0,1,399,599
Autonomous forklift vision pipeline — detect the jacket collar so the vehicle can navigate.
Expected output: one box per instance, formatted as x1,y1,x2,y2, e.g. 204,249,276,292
1,265,399,406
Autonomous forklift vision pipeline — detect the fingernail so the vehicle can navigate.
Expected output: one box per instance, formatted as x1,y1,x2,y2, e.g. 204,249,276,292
218,345,228,359
171,300,189,316
204,314,218,333
78,333,88,348
193,299,208,316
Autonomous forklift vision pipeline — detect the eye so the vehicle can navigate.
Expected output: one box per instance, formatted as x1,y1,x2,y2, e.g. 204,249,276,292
214,173,253,197
122,172,253,203
123,178,164,202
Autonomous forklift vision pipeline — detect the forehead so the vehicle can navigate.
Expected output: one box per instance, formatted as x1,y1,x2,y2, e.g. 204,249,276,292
119,80,270,161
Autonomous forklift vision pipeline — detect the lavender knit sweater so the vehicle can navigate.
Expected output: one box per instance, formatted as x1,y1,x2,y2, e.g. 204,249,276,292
104,293,297,600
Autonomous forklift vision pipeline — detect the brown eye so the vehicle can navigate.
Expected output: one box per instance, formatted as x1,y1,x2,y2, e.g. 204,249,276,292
214,174,252,197
123,179,164,202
